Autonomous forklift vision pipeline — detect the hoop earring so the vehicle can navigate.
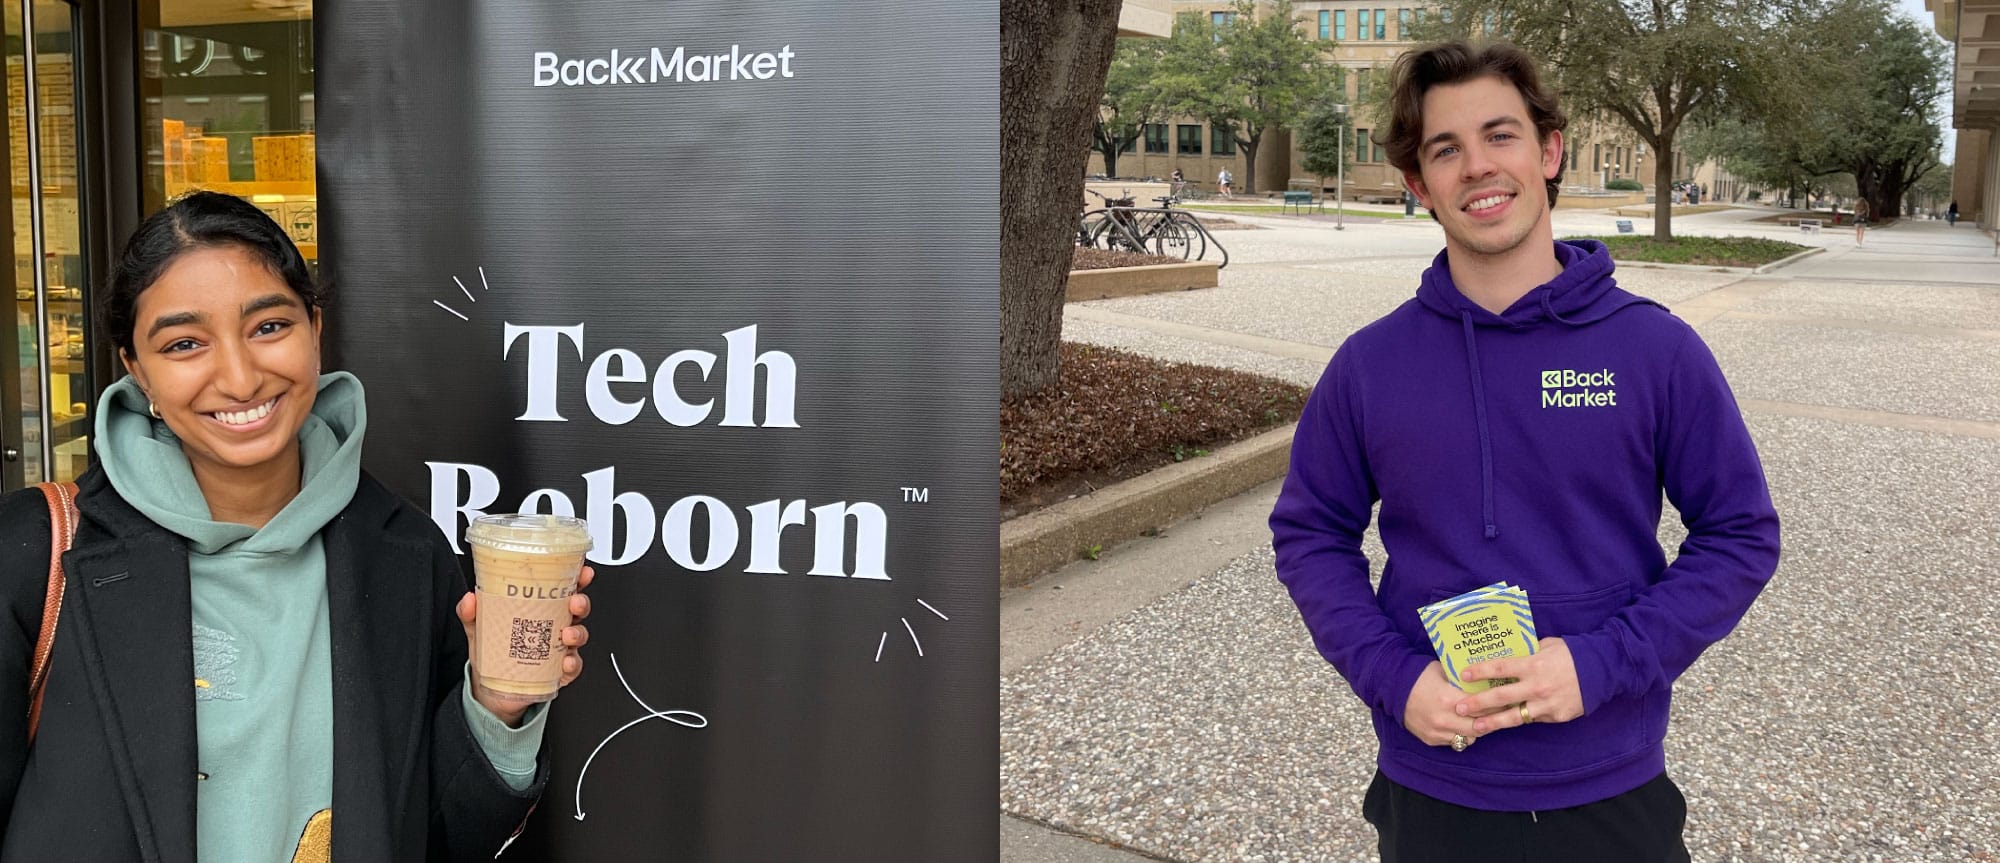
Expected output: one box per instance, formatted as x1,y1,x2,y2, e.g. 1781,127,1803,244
149,401,161,419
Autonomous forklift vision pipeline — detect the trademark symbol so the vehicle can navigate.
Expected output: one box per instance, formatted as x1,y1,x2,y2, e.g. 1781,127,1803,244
900,487,929,504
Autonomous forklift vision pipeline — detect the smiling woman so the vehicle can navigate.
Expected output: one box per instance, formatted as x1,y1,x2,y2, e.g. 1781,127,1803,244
0,191,598,863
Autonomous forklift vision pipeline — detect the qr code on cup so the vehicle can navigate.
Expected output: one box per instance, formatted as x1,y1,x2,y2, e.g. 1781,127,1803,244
509,618,555,661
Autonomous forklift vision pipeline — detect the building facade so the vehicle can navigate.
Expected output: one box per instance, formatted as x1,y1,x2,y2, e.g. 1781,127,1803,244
1087,0,1697,201
1933,0,1998,228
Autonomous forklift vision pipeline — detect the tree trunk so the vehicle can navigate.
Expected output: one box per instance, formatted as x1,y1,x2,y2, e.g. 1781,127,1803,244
1093,125,1122,178
1241,129,1261,195
1654,145,1674,241
1001,0,1124,399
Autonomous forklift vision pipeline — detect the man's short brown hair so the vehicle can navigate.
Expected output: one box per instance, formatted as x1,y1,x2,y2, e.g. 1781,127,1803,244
1380,40,1568,207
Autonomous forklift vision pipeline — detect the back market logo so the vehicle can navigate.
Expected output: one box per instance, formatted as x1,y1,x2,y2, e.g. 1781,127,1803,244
533,44,797,88
1540,368,1618,409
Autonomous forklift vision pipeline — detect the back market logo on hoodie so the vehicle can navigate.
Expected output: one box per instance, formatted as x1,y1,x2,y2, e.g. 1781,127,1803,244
1540,368,1618,409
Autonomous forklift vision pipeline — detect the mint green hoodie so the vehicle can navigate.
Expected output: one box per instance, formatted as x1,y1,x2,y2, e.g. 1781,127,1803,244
96,372,545,862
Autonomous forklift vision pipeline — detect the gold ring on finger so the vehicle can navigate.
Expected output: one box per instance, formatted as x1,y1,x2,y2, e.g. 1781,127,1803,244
1518,703,1532,725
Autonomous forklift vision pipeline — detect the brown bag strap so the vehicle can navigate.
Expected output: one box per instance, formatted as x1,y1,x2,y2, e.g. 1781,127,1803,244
28,481,79,743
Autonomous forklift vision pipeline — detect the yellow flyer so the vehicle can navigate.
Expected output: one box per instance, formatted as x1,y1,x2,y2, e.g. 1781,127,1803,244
1418,582,1538,693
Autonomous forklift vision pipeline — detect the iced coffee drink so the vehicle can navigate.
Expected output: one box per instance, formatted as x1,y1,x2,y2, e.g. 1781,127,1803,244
465,514,594,703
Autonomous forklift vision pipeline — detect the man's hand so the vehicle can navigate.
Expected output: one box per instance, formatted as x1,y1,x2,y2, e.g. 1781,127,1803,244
1455,637,1585,734
1402,661,1488,747
457,565,596,728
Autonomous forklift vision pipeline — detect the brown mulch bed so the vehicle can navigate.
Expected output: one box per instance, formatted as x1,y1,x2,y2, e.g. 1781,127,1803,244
1071,247,1184,270
1001,342,1310,519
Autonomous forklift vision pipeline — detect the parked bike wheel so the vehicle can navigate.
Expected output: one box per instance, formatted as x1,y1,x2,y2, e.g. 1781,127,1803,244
1150,219,1196,259
1163,213,1208,260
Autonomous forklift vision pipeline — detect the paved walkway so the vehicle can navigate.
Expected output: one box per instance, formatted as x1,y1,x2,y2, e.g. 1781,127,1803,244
1002,207,2000,862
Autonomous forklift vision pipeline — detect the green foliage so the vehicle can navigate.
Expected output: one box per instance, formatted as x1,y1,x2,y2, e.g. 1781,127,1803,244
1298,95,1353,181
1155,0,1335,193
1690,0,1947,216
1095,38,1168,175
1605,178,1643,191
1563,235,1809,268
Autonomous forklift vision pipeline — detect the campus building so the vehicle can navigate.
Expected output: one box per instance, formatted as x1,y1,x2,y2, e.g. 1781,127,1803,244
1087,0,1701,202
4,0,314,490
1934,0,1998,228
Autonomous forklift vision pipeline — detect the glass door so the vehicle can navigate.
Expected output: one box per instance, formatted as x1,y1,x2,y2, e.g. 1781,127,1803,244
1,0,88,490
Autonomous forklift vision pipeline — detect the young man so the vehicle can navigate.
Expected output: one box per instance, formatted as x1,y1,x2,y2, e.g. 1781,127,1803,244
1270,41,1780,862
1218,167,1234,197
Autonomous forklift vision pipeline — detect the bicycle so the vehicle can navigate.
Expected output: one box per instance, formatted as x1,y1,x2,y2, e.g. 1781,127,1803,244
1077,190,1218,265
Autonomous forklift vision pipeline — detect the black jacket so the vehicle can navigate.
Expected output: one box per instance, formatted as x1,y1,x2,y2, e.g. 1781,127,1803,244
0,465,545,862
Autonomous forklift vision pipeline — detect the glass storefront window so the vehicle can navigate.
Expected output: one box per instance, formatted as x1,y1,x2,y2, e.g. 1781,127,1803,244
3,0,90,486
141,0,316,261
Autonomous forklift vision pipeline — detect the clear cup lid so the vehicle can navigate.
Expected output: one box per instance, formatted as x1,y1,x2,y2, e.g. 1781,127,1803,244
464,513,595,555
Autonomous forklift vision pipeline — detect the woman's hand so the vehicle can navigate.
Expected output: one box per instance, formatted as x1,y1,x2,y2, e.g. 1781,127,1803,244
456,565,595,727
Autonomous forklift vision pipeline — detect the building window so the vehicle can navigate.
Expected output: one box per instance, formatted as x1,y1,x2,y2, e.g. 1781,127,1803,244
1145,123,1169,154
1320,10,1331,39
1212,11,1235,28
1357,68,1372,101
1177,124,1203,155
1441,7,1453,23
1376,8,1388,38
1399,9,1412,38
1212,123,1236,156
1120,132,1137,154
1358,9,1371,39
1335,10,1347,39
1357,128,1371,162
1374,137,1386,164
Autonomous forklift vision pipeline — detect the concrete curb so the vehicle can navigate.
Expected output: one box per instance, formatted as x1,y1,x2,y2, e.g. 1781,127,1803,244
1752,246,1827,275
998,423,1295,590
1066,262,1220,302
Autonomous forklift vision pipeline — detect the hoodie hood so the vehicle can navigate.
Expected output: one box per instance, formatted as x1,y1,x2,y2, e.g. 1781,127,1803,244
1416,240,1661,327
95,371,366,555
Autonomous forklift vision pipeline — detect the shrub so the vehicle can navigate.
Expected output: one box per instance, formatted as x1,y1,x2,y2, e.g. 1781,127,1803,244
1606,178,1644,191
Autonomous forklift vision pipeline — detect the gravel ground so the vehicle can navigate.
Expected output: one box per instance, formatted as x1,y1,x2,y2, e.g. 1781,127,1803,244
1002,413,2000,862
1699,319,2000,423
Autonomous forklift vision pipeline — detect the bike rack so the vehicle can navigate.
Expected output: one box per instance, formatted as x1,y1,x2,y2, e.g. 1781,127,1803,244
1078,205,1231,270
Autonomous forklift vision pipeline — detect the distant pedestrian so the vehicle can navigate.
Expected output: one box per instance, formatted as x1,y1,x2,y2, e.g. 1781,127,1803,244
1947,200,1958,227
1218,167,1234,197
1854,197,1871,245
1170,168,1187,198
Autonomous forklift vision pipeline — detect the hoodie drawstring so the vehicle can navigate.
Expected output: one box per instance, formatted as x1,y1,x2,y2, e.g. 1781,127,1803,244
1541,291,1581,326
1460,311,1498,540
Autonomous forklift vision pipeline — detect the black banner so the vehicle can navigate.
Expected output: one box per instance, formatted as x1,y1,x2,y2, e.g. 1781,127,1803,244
319,2,996,860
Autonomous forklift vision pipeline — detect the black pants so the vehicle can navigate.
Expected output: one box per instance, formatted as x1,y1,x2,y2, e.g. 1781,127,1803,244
1363,770,1691,863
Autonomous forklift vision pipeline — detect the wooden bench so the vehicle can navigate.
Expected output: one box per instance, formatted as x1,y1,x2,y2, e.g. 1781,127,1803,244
1282,190,1322,214
1796,218,1821,234
1357,193,1402,205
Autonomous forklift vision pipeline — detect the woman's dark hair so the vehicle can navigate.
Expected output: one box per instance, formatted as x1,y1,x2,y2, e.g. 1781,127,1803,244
101,190,324,357
1379,40,1568,208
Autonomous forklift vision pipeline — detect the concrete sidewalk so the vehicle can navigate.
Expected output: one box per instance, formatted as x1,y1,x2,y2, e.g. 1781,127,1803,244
1002,209,2000,862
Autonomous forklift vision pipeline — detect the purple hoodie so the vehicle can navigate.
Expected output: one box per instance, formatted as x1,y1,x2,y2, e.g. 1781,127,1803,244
1270,240,1779,811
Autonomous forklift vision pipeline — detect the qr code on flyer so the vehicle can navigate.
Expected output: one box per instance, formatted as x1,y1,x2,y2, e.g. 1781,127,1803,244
509,618,554,661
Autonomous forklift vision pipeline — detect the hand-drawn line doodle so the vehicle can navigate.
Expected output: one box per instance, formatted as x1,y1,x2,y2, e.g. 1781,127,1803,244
874,598,948,662
573,653,709,821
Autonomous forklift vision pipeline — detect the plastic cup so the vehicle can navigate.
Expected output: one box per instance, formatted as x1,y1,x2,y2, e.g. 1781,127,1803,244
464,514,594,704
